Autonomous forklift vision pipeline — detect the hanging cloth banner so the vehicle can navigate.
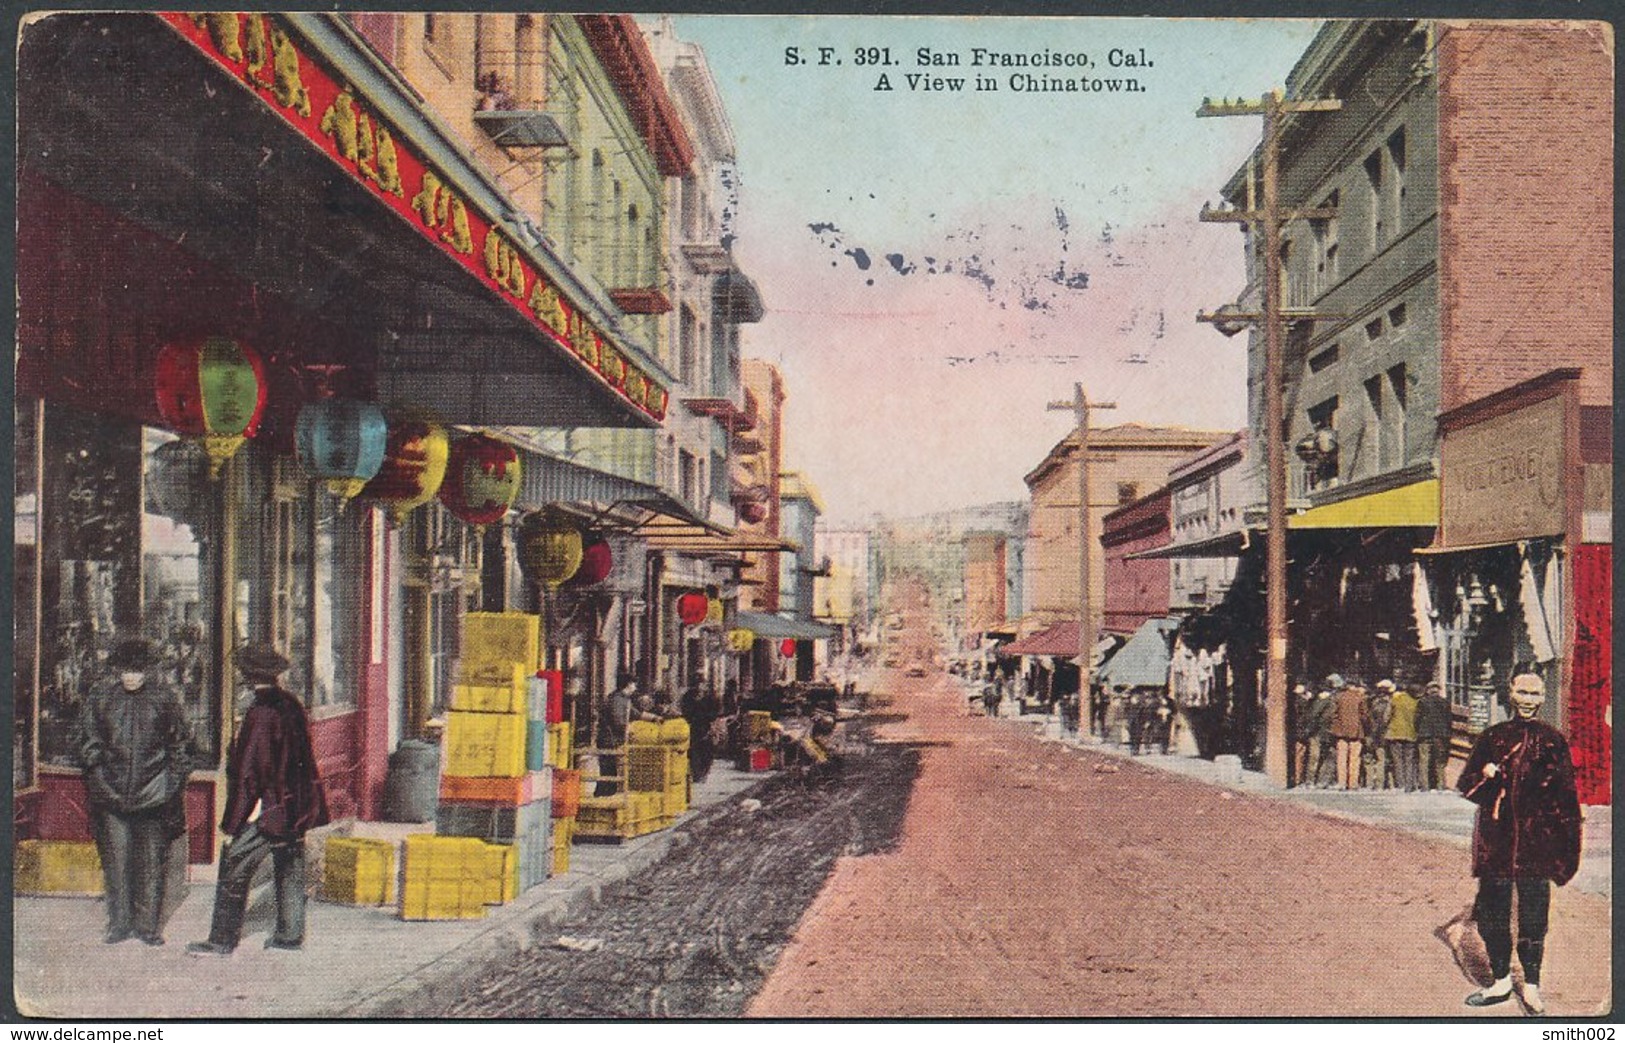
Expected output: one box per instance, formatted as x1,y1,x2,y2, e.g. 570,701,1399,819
1541,552,1563,653
1519,547,1556,663
1412,562,1439,653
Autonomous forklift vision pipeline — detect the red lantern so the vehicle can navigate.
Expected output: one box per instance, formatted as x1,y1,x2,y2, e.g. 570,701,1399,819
780,638,797,658
677,592,709,626
566,538,613,587
154,335,268,478
360,418,450,522
439,433,521,526
738,501,768,525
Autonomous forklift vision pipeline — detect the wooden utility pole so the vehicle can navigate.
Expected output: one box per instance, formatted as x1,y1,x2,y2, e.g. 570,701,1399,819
1048,384,1115,709
1197,90,1340,786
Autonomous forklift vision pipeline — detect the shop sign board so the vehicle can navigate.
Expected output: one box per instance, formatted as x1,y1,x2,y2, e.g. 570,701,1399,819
1439,393,1566,548
159,12,668,423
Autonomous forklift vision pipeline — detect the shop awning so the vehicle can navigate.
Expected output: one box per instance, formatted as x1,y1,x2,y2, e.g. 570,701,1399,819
1001,621,1082,657
1127,529,1253,560
634,513,799,554
1095,617,1179,688
18,13,668,430
733,612,838,642
1287,479,1439,530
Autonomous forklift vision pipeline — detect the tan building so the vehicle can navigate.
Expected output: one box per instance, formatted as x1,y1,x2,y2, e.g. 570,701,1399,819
1024,424,1229,633
736,359,786,611
962,532,1008,640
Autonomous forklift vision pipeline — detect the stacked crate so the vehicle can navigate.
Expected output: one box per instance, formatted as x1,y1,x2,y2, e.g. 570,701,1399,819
741,710,776,771
14,840,103,896
435,611,553,895
321,837,395,906
550,767,581,875
399,834,513,920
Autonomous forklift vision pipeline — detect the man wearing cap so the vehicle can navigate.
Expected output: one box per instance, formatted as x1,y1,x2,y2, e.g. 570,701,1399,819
188,643,329,956
1327,677,1370,790
1414,681,1453,791
78,638,194,946
1458,673,1582,1015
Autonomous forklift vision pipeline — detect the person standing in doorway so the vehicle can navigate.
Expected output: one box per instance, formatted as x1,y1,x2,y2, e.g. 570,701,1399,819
1458,673,1582,1015
78,638,193,946
594,682,635,796
1415,681,1453,791
188,644,329,956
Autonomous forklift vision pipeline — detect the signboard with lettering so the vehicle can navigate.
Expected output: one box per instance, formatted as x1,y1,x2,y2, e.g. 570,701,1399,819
1439,393,1566,547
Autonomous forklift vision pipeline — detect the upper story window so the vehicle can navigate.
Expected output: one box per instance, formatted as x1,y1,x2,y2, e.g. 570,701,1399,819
1308,344,1340,374
1303,396,1340,490
1310,189,1339,296
1364,148,1385,253
1117,482,1139,505
679,305,699,387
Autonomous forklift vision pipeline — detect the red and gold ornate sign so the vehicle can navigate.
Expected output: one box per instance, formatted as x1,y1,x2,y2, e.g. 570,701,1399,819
160,12,667,424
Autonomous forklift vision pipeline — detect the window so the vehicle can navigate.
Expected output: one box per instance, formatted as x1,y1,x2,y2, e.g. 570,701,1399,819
1365,317,1384,341
679,450,698,508
1363,375,1385,477
1364,149,1385,252
423,13,438,41
679,305,699,387
1388,302,1408,329
1311,189,1339,294
1387,127,1407,232
680,175,701,242
1117,482,1139,505
1305,397,1340,490
1308,344,1340,374
1386,364,1409,468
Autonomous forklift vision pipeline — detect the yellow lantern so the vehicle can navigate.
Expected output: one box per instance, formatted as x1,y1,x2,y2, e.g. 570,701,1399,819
360,417,450,522
726,628,756,653
704,597,724,626
517,510,583,588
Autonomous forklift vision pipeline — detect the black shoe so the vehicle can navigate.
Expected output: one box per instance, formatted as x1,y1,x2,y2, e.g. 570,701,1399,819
137,934,164,947
104,928,134,945
186,941,236,957
264,938,303,951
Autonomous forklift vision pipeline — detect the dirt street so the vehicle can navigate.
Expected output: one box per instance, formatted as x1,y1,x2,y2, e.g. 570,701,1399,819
748,666,1612,1019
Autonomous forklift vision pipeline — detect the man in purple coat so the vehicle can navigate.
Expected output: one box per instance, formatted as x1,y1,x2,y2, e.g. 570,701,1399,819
188,643,329,956
1458,673,1582,1014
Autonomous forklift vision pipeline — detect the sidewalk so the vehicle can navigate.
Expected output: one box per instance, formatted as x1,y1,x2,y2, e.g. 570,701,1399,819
13,765,769,1020
1023,714,1612,901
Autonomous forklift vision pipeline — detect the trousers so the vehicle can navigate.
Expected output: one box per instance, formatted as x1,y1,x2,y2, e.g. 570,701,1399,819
1474,877,1552,984
91,806,170,939
204,823,308,948
1419,738,1450,790
1335,738,1363,788
1386,740,1420,790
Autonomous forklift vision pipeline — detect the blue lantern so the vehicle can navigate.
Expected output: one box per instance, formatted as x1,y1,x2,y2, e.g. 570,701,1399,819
295,398,388,499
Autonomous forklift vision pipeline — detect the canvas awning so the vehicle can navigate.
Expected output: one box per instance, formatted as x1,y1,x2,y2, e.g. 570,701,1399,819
1001,621,1082,657
1095,617,1180,688
733,611,838,641
1288,479,1439,530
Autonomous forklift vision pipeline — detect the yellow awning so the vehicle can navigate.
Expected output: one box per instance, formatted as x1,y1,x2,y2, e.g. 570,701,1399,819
1288,479,1439,530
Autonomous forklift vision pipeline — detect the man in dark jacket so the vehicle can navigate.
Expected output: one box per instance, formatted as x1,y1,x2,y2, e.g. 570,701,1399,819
78,638,193,946
1458,673,1582,1014
188,644,329,956
1414,680,1453,790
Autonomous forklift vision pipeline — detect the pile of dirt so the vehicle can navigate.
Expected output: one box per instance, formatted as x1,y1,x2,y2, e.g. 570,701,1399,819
406,726,922,1018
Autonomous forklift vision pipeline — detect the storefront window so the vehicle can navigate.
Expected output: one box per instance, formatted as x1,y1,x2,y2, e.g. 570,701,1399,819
30,405,222,768
234,448,363,717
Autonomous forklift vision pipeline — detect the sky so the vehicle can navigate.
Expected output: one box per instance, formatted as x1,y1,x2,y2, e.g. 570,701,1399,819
669,16,1325,524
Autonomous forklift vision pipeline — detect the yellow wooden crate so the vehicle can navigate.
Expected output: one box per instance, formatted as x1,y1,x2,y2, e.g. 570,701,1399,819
14,840,102,896
482,842,519,905
461,612,541,673
747,710,774,742
450,663,529,713
321,837,396,906
551,818,574,875
444,710,527,778
399,835,490,921
627,744,686,792
547,721,573,769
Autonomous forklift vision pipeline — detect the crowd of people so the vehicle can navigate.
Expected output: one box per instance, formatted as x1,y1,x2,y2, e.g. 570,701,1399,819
1292,674,1454,791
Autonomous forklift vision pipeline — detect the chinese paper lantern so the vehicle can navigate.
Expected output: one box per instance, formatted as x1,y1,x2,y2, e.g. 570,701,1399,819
517,510,583,587
779,638,797,658
676,592,709,626
705,597,724,626
726,628,755,653
360,417,450,522
145,438,213,524
154,335,268,478
565,537,613,587
439,433,522,526
295,397,388,500
738,500,768,525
